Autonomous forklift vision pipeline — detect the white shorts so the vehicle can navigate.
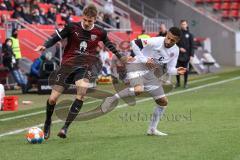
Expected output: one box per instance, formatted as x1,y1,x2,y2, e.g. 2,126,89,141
127,71,165,100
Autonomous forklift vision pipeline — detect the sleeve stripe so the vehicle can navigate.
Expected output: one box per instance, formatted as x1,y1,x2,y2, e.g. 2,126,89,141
55,29,62,40
134,39,144,50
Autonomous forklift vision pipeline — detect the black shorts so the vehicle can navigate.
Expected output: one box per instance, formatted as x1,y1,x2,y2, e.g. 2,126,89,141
48,62,102,89
177,61,189,69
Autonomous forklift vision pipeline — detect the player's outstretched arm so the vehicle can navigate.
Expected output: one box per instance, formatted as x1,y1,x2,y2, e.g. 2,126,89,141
102,33,134,63
35,24,71,51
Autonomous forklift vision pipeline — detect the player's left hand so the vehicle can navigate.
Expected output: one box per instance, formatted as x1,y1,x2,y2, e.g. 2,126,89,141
120,56,135,63
146,58,156,70
177,67,187,75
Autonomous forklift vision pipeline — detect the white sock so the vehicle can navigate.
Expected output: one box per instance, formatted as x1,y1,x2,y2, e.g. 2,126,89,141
149,105,166,130
112,87,135,101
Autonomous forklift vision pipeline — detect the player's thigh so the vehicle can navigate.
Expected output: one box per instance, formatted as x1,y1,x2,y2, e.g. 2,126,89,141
75,78,90,97
129,76,144,95
145,74,166,103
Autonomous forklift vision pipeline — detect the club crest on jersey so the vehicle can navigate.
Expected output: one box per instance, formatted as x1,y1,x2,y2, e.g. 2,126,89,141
91,34,97,41
143,40,148,47
170,53,174,57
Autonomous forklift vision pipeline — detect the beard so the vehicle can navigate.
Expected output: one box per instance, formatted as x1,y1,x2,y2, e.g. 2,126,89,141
164,42,172,48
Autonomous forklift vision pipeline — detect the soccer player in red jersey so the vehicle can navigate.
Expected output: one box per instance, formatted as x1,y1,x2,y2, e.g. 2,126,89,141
35,4,129,139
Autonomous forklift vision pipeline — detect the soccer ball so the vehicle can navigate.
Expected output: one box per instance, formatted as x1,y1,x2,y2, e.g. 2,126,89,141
26,127,44,144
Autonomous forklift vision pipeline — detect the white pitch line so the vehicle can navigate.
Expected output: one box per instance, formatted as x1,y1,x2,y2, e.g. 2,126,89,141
0,76,240,138
0,76,218,122
0,120,62,138
0,99,101,122
117,76,240,108
188,76,219,84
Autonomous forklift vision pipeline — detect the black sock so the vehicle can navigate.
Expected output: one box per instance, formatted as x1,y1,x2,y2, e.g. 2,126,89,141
176,75,180,84
63,99,83,130
184,71,188,85
45,100,56,125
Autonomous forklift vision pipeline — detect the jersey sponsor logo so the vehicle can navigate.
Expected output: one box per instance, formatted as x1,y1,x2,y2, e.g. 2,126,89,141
91,34,97,41
78,41,88,54
158,56,164,61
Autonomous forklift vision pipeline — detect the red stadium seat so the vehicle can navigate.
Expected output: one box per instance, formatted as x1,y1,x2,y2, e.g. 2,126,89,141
221,10,230,20
230,2,240,10
205,0,214,3
212,0,222,3
195,0,205,4
213,3,221,11
223,0,231,2
229,10,239,19
221,3,231,10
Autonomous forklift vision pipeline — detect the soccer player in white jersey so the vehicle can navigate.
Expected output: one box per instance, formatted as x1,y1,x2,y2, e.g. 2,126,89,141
100,27,186,136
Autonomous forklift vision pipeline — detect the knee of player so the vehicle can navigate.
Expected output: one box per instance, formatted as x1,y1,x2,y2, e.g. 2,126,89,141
48,97,57,105
76,94,85,101
155,97,168,106
134,85,144,96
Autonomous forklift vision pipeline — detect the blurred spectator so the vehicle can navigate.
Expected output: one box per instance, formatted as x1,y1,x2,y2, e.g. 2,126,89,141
39,8,48,24
22,3,33,23
29,0,40,13
0,14,9,27
68,0,83,16
103,0,114,26
0,2,8,10
10,29,22,66
103,14,112,26
79,0,86,10
2,38,28,93
8,0,88,25
176,20,194,89
137,30,150,39
12,4,25,21
30,55,46,78
32,8,42,24
115,16,120,29
99,47,111,76
47,6,57,24
157,23,167,37
104,0,114,15
61,9,73,23
3,0,13,10
98,11,104,21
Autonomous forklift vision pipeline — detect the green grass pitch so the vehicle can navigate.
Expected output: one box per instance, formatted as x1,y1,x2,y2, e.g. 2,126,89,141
0,69,240,160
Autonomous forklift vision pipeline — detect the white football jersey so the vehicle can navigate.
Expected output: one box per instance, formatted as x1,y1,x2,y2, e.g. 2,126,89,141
130,37,179,76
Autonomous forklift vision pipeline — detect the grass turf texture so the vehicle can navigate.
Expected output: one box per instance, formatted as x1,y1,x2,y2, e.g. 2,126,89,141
0,69,240,160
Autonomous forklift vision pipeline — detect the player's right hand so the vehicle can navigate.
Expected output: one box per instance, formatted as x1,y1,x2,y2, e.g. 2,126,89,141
177,67,187,75
34,45,46,52
180,48,186,53
146,58,155,70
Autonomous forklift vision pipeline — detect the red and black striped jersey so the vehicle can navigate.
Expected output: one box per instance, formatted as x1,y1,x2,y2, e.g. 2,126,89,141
44,22,121,66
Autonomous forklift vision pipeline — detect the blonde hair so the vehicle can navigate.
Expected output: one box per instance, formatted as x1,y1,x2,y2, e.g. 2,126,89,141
83,4,98,18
